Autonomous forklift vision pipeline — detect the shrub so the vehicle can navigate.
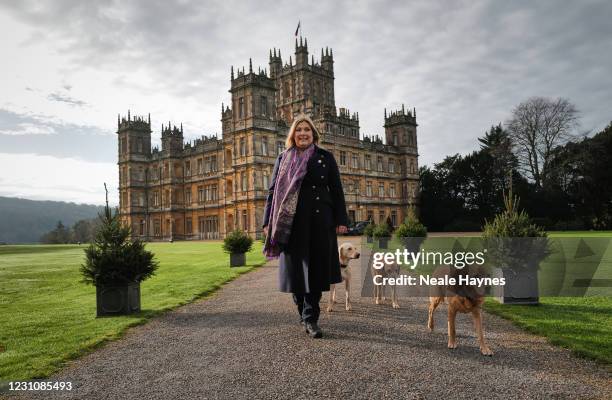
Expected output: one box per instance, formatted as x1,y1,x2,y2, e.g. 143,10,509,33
81,202,158,286
363,222,375,237
372,223,392,239
396,209,427,238
223,229,253,254
482,192,550,271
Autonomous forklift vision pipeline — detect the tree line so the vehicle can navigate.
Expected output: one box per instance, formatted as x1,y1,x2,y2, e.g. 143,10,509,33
40,218,101,244
420,96,612,231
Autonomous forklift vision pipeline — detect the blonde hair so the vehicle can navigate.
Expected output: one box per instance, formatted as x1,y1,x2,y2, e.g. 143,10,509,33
285,114,320,149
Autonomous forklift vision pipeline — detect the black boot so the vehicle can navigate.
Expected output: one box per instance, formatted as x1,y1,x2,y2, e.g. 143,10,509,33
305,321,323,338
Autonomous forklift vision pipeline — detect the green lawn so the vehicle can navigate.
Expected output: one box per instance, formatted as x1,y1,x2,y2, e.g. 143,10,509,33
0,241,266,381
486,231,612,365
484,297,612,365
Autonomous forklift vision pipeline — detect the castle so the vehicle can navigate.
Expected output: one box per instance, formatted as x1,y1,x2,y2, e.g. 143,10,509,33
117,37,420,240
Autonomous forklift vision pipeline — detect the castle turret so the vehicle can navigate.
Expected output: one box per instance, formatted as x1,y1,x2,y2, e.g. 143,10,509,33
384,104,417,148
295,36,308,68
269,48,282,79
161,122,184,155
321,47,334,73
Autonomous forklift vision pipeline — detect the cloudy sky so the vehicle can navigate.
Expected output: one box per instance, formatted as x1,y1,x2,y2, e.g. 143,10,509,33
1,0,611,205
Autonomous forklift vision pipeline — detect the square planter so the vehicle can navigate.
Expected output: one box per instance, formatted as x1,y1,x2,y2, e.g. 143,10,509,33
366,236,373,243
96,282,141,316
377,238,389,249
491,267,539,305
230,252,246,267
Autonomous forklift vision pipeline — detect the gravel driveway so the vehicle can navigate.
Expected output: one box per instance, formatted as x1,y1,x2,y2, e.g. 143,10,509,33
10,245,612,400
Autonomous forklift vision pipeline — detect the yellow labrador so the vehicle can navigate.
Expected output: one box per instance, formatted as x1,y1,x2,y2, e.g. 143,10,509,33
327,242,360,312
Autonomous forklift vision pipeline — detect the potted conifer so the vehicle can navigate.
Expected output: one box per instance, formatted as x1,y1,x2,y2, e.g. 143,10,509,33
395,208,428,253
372,223,392,249
223,229,253,267
482,192,550,305
81,184,158,316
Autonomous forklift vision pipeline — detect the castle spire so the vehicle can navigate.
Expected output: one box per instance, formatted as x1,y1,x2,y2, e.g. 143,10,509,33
289,55,292,66
384,108,387,118
148,113,151,125
295,37,298,50
231,65,234,80
180,123,183,134
128,109,130,121
222,102,224,114
414,107,416,117
304,37,307,48
249,58,252,73
311,54,314,65
117,113,120,128
402,103,405,114
321,48,324,59
269,49,272,59
300,36,303,47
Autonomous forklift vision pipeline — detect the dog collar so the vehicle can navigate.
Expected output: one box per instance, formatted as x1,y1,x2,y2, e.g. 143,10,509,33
340,264,348,269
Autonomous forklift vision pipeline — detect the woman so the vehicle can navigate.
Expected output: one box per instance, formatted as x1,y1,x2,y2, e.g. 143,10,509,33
263,114,348,338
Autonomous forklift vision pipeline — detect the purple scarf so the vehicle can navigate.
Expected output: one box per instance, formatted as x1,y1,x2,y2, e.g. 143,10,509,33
263,144,315,258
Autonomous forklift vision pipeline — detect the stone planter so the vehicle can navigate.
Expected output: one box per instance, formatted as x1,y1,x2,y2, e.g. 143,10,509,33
96,282,141,316
492,267,539,305
377,237,389,249
230,252,246,267
366,236,373,244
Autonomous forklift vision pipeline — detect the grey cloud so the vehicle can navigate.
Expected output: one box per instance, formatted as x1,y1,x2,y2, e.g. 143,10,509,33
1,0,611,167
0,108,116,162
48,92,88,107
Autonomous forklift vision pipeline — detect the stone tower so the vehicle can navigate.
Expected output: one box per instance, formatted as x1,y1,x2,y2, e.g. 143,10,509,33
117,111,151,235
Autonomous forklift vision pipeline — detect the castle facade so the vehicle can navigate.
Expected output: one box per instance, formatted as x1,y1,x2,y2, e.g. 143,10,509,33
118,37,420,240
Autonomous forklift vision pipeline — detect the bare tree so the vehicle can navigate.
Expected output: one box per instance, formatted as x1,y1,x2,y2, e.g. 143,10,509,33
505,97,579,188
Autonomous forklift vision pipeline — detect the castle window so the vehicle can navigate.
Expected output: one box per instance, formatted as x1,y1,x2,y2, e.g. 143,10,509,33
185,188,191,205
186,218,192,234
121,137,127,154
204,157,211,173
351,154,358,168
365,155,372,170
197,186,204,204
240,138,246,156
211,185,218,201
242,210,248,231
185,161,191,176
197,158,203,174
241,172,247,192
377,157,384,172
263,171,270,190
348,181,354,193
391,211,397,227
277,141,284,155
153,191,160,207
410,160,415,174
378,183,385,198
366,182,372,197
211,155,217,171
339,151,346,166
392,133,398,146
379,211,385,224
239,97,245,118
367,210,374,222
389,159,395,173
164,189,170,207
261,137,268,155
154,219,161,236
137,138,143,153
226,179,233,196
164,163,169,179
261,96,267,116
390,183,396,198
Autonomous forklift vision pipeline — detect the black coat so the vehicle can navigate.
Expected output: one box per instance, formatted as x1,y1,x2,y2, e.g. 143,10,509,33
263,145,349,294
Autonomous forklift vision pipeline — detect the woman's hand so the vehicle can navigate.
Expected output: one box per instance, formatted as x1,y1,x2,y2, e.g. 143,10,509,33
336,225,348,234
